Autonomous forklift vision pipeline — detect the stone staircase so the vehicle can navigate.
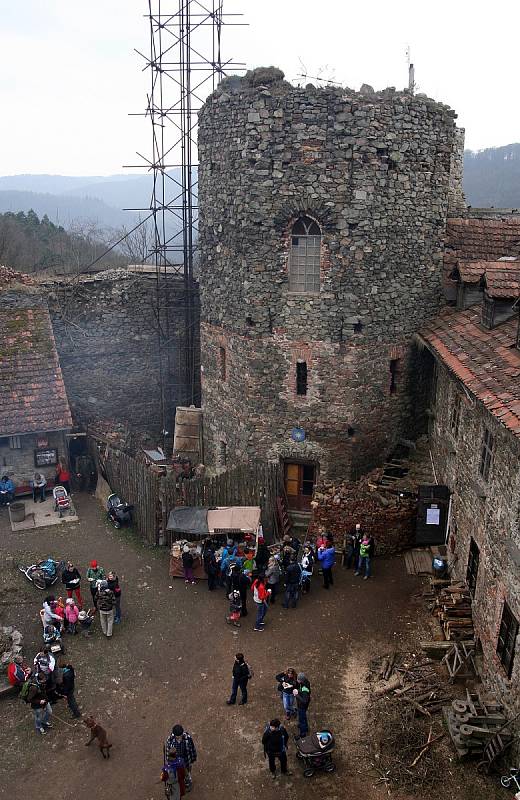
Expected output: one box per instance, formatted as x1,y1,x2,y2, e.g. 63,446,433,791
289,509,312,541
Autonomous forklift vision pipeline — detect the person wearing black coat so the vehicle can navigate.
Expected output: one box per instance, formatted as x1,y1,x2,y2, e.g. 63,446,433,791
61,561,83,608
55,660,81,718
203,543,218,591
238,570,251,617
283,558,302,609
261,719,290,778
226,652,251,705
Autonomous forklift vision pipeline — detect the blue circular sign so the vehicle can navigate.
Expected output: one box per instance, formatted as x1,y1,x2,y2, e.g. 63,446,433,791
291,427,306,442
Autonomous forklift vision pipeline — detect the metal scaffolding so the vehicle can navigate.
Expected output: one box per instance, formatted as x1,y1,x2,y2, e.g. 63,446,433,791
128,1,242,450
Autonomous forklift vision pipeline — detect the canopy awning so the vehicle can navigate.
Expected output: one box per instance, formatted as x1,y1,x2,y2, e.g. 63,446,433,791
166,505,261,536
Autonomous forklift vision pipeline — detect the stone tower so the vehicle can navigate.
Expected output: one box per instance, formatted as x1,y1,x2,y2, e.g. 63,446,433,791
198,67,457,502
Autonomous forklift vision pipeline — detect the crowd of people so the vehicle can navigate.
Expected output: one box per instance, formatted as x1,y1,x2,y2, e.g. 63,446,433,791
6,516,376,792
7,556,123,737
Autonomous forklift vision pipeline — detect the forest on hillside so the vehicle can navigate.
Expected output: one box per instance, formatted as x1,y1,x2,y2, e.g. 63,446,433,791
0,210,153,275
463,143,520,208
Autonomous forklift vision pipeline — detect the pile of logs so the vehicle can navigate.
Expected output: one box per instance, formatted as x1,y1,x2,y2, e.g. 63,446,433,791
309,468,416,555
432,581,474,641
371,651,452,716
443,690,513,760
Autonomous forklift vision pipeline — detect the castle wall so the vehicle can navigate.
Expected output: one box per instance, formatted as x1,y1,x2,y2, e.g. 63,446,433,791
46,271,200,448
429,363,520,720
198,68,458,478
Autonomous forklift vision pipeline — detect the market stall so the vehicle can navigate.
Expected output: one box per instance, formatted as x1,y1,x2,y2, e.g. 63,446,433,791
167,505,261,580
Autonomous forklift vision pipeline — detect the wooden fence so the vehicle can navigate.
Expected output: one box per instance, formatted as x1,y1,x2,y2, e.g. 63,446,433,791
100,447,283,546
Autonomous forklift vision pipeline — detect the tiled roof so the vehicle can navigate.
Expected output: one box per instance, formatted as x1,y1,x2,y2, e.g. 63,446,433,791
420,307,520,438
0,304,72,436
444,218,520,284
484,266,520,299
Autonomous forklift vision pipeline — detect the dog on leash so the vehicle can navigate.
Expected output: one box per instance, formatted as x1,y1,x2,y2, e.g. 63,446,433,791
84,715,112,758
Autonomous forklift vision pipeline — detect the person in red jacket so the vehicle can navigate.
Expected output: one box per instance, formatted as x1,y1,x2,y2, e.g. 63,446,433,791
251,575,271,632
7,656,31,687
55,463,71,493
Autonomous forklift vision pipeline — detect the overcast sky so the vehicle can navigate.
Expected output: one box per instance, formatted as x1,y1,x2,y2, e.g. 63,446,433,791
1,0,519,176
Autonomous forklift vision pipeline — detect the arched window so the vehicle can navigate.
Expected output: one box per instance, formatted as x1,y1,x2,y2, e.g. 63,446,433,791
288,216,321,293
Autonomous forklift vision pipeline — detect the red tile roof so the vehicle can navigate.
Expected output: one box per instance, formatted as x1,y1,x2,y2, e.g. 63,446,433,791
444,218,520,284
0,304,72,436
420,307,520,438
484,266,520,299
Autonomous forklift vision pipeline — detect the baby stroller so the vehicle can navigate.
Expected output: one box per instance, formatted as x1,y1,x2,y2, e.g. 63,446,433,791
225,590,242,627
107,493,134,528
296,730,336,777
53,485,72,517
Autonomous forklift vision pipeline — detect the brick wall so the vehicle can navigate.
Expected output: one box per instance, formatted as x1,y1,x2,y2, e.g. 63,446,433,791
429,362,520,718
198,68,458,478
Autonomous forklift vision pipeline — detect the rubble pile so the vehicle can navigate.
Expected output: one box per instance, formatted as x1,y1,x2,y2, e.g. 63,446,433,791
0,626,24,667
309,469,416,555
0,265,35,288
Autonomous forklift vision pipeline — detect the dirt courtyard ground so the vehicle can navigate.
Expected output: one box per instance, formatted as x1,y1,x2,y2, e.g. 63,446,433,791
0,493,508,800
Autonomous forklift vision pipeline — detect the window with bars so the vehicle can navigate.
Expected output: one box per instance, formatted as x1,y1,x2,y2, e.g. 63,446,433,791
450,393,462,439
9,436,21,449
296,361,308,396
466,537,480,597
217,441,227,468
497,602,519,678
479,428,494,482
288,216,321,293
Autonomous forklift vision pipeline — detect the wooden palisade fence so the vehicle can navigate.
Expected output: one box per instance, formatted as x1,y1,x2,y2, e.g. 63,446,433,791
100,447,283,546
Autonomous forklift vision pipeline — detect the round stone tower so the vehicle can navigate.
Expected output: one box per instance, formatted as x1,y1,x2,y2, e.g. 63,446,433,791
198,67,457,499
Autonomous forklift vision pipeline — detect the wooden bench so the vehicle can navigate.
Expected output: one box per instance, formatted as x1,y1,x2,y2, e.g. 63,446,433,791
14,478,56,498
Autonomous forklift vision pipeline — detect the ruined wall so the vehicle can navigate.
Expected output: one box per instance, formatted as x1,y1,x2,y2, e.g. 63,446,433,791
447,127,466,217
46,271,200,448
429,364,520,717
198,67,458,479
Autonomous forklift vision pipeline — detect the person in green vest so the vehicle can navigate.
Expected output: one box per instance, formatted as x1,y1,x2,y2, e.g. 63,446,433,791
86,560,105,607
355,534,375,579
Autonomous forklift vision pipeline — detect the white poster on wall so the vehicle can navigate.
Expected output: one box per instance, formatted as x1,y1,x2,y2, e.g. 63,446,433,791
426,506,440,525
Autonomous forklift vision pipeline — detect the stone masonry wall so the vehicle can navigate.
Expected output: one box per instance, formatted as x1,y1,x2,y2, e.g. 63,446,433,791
429,362,520,720
447,127,466,217
198,67,458,478
46,271,200,449
0,431,68,488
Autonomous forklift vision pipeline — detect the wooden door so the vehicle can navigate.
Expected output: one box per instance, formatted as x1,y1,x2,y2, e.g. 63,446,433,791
284,462,315,511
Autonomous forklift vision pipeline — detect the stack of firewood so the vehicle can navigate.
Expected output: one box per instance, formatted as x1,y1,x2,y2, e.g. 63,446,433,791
433,582,474,641
309,468,416,555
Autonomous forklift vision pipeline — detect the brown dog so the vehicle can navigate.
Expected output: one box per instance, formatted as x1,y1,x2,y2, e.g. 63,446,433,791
84,715,112,758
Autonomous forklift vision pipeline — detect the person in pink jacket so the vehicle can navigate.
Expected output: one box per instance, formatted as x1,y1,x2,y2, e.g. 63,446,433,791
64,599,79,635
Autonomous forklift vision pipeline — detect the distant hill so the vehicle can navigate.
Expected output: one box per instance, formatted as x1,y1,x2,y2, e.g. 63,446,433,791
463,144,520,208
0,171,189,242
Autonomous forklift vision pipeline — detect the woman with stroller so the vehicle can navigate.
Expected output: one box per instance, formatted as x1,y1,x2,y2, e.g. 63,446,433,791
276,667,298,720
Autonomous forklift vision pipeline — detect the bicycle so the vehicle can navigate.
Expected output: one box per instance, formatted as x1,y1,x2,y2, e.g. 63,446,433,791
501,767,520,793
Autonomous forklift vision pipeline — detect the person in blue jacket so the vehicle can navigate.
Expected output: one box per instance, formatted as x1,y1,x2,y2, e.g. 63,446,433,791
219,540,237,586
317,537,336,590
0,475,15,505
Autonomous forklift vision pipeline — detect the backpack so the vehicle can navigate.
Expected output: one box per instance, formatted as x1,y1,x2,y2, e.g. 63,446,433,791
19,679,33,703
245,662,254,679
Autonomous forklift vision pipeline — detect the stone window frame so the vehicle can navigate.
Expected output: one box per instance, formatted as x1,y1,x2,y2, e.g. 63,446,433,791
466,537,480,598
296,360,308,396
287,215,322,295
217,439,227,469
478,427,494,483
218,345,227,382
496,601,519,679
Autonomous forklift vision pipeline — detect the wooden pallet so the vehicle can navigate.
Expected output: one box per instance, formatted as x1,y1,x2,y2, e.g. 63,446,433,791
405,548,434,575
